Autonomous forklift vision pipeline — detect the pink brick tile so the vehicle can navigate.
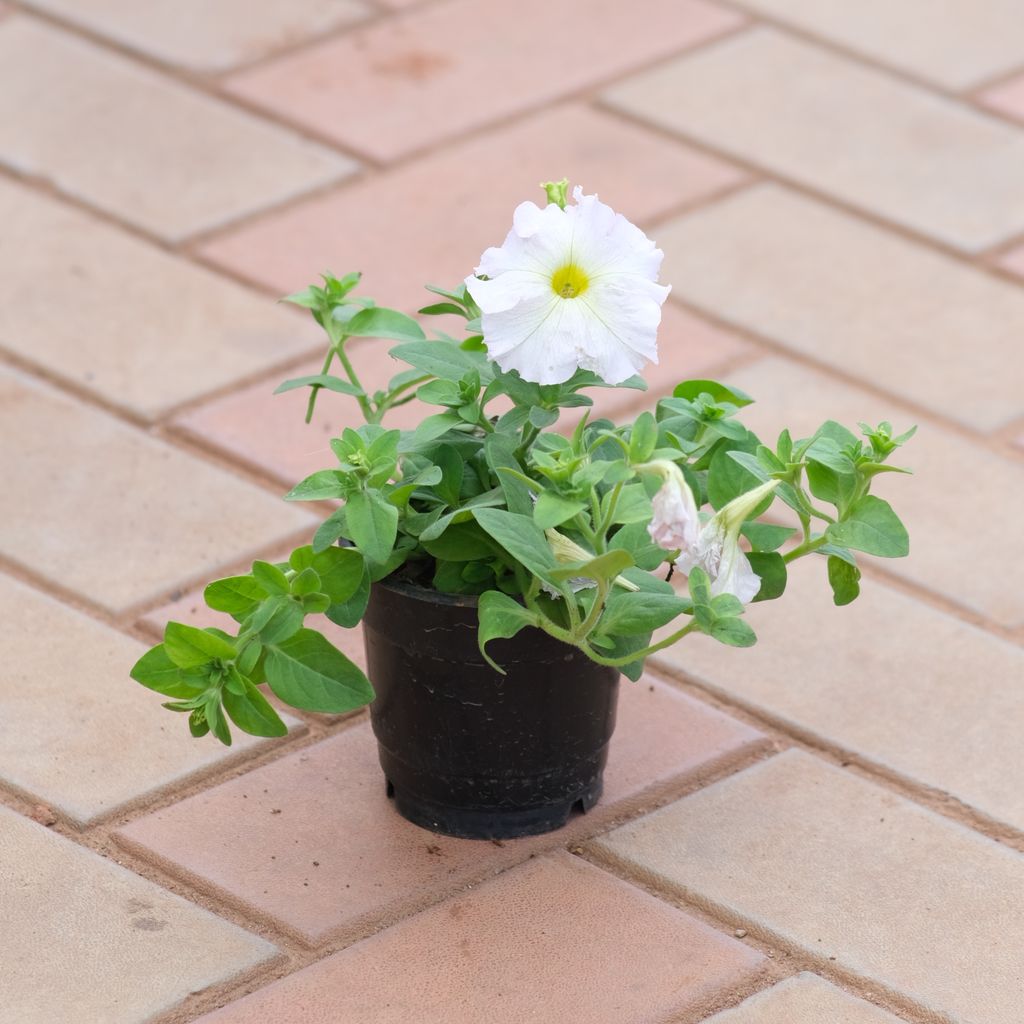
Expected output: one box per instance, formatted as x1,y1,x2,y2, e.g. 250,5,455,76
199,103,750,305
993,239,1024,279
225,0,743,162
116,679,763,942
978,72,1024,124
193,852,765,1024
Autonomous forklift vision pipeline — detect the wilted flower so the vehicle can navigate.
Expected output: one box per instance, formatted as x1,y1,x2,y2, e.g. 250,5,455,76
675,481,778,604
541,528,639,599
465,185,670,386
645,462,700,552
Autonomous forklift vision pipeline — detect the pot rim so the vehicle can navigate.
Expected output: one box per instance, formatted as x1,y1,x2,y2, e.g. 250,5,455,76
374,572,482,609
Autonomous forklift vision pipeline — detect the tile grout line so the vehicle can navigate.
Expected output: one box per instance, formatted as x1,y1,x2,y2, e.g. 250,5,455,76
5,1,374,168
715,0,1024,124
594,93,1024,287
583,839,952,1024
641,660,1024,852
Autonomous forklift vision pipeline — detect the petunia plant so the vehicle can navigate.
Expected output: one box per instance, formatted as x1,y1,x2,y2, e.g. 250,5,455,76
131,181,913,745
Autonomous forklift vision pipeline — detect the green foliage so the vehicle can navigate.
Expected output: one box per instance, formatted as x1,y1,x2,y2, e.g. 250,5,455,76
132,273,915,743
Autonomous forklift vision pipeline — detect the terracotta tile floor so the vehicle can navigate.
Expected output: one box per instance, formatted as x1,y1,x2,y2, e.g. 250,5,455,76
1,2,1022,1022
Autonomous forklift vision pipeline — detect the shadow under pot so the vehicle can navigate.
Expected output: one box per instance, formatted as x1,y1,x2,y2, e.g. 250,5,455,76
361,576,620,840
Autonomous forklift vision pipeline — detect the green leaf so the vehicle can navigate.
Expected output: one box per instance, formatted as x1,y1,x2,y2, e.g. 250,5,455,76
273,374,363,398
399,412,465,452
431,443,464,506
252,560,290,595
673,379,754,407
709,617,757,647
827,496,909,558
707,443,764,509
629,411,658,462
549,549,634,584
485,433,533,515
827,555,862,606
205,695,232,746
418,301,467,317
164,622,236,669
477,590,539,673
739,523,797,552
390,341,480,381
345,489,398,564
265,629,375,713
285,469,348,502
420,521,496,562
204,576,267,616
312,508,346,553
473,508,557,581
343,306,425,343
416,379,462,406
710,593,744,618
600,591,692,636
222,683,289,738
528,406,559,429
325,566,371,628
290,567,321,596
533,492,587,530
130,644,207,698
288,546,364,604
748,552,788,602
248,596,305,645
237,640,262,677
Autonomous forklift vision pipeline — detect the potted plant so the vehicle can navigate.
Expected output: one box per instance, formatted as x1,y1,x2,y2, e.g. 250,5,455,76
131,181,913,839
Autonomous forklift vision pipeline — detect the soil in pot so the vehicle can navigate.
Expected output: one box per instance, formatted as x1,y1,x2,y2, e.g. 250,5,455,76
362,575,620,840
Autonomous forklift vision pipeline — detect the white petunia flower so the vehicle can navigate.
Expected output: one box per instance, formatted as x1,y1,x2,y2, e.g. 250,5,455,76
675,481,778,604
645,462,700,552
465,186,670,385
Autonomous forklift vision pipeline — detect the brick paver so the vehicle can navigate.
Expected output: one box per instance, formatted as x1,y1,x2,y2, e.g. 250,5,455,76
655,565,1024,830
3,3,1023,1020
733,0,1024,89
225,0,744,162
0,17,353,240
596,750,1024,1024
26,0,369,72
0,574,300,825
718,356,1024,628
0,366,315,614
192,852,764,1023
1,805,276,1024
0,178,320,420
200,102,749,305
606,28,1024,252
117,682,764,942
705,974,903,1024
978,72,1024,124
655,184,1024,431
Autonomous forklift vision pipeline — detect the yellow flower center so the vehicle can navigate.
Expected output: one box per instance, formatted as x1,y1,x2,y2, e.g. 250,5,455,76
550,264,589,299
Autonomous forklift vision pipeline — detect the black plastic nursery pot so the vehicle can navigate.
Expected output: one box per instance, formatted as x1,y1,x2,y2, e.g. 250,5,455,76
361,576,620,840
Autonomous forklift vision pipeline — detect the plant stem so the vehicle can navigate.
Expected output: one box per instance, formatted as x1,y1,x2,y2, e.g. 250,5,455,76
584,620,699,667
782,535,829,563
334,340,374,423
574,580,608,641
304,348,335,424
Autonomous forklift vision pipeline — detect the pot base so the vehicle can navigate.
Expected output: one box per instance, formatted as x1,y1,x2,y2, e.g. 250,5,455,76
385,777,603,841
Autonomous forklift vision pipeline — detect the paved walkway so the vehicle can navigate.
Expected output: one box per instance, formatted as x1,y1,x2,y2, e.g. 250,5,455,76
1,1,1023,1022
